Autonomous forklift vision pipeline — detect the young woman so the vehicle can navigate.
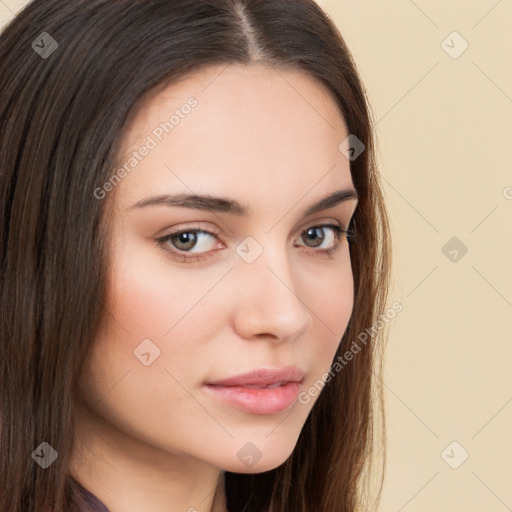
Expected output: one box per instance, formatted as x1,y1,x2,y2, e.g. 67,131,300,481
0,1,391,511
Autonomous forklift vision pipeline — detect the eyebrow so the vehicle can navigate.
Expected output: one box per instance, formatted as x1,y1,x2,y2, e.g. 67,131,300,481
128,188,359,217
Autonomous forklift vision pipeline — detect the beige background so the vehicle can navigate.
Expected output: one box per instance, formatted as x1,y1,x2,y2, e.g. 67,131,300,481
1,1,511,511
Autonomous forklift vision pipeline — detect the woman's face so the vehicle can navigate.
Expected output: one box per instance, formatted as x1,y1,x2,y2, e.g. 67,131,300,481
77,63,358,473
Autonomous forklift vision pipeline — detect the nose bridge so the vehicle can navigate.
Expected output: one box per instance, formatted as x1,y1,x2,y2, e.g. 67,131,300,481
231,234,312,341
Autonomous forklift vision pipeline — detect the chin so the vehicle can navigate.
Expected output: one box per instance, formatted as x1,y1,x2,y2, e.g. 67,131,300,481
216,428,301,474
222,455,291,475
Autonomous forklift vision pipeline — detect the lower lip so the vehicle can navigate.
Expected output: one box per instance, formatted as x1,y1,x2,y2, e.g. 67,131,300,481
202,381,301,415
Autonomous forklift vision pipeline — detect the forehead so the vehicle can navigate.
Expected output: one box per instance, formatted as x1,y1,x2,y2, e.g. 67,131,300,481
114,63,353,211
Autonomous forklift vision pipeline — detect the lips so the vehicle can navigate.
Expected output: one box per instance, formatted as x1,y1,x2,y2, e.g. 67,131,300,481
203,366,305,415
205,366,305,388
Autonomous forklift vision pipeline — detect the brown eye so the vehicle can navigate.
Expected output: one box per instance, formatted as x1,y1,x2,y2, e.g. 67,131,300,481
169,231,199,251
157,228,220,261
296,224,348,252
302,226,326,248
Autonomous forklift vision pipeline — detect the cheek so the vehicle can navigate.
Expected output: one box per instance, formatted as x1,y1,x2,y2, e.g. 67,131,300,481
108,237,198,338
100,242,231,380
313,265,354,332
299,258,354,374
75,250,228,446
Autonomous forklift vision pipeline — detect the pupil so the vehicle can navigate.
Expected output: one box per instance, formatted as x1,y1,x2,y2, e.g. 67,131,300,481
305,227,324,247
175,232,196,250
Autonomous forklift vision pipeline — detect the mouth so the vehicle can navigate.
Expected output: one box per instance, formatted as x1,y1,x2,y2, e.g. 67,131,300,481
202,366,305,415
239,381,290,389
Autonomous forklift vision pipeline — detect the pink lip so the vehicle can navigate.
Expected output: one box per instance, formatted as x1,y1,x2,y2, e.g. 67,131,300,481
206,366,305,387
203,366,304,415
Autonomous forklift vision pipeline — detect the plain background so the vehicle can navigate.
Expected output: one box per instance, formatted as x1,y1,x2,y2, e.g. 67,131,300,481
1,1,511,511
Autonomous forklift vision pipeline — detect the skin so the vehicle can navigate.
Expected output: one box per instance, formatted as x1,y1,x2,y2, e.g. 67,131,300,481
70,63,358,512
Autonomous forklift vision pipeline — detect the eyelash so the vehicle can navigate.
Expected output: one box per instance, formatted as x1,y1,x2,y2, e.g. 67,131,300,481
156,223,355,263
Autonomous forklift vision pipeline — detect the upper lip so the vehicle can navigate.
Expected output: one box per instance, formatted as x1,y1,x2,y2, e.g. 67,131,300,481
205,366,305,387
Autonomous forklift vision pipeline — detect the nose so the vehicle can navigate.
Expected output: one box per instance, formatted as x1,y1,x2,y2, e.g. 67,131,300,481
230,244,313,343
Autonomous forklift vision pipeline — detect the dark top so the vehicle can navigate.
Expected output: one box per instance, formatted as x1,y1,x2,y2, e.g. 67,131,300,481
73,473,232,511
73,479,111,512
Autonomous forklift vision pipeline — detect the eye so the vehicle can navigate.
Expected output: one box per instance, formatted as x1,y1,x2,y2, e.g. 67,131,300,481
156,223,354,263
157,228,221,262
294,223,354,257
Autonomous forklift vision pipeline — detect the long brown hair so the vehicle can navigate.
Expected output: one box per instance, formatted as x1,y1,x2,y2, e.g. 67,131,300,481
0,1,391,511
